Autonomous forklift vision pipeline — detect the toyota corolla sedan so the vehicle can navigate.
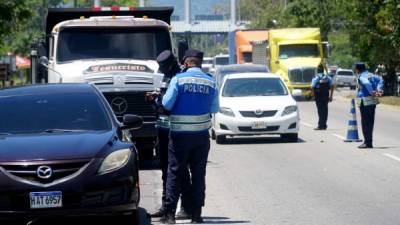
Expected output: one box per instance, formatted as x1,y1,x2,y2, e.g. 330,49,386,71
0,84,142,223
211,73,300,143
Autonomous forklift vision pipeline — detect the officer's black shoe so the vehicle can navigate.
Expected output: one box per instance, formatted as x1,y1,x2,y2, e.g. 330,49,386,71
175,207,192,220
149,208,166,218
191,208,203,224
314,127,327,130
160,213,176,224
358,143,373,149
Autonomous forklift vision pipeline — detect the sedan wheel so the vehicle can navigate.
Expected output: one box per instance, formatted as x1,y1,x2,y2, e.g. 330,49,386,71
216,135,226,144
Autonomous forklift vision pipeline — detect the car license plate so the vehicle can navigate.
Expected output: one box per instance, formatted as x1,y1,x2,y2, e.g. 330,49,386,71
252,121,267,129
30,191,63,209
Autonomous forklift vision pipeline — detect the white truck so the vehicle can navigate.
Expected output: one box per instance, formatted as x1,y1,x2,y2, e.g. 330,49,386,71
30,7,185,159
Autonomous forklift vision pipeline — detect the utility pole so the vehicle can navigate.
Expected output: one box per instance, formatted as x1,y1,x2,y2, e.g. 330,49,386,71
139,0,145,7
94,0,101,7
184,0,190,24
231,0,236,25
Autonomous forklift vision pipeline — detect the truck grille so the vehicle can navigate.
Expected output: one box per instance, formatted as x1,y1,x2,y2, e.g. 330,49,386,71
0,160,90,184
289,67,316,83
103,92,156,122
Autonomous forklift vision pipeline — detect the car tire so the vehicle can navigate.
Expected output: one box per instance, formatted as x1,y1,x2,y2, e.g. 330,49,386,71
118,210,140,225
216,135,226,144
211,129,216,140
281,133,298,143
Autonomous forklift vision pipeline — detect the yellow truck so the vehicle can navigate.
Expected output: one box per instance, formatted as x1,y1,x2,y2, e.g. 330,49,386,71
268,28,328,97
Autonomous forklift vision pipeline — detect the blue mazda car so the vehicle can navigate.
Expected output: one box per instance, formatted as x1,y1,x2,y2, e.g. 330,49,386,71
0,84,142,224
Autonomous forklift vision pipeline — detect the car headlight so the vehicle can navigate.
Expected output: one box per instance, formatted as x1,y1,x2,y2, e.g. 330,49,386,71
281,105,298,116
219,107,235,117
98,149,131,174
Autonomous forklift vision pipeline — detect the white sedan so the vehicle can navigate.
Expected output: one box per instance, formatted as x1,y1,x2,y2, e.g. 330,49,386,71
211,73,300,144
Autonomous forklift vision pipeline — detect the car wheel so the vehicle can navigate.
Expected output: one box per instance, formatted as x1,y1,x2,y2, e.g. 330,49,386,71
211,129,216,140
216,135,226,144
117,210,140,225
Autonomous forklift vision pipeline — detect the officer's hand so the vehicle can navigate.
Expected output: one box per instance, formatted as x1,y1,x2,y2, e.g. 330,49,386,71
329,96,333,102
145,91,160,102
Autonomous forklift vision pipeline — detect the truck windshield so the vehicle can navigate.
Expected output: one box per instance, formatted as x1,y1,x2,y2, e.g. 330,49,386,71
279,44,319,59
215,57,229,66
57,27,171,62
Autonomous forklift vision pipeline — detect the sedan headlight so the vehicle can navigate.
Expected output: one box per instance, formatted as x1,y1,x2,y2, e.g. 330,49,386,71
219,107,235,117
99,149,131,174
281,105,298,116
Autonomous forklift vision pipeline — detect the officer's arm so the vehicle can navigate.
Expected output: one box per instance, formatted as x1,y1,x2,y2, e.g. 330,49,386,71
377,76,384,92
210,87,220,114
311,77,318,88
329,77,334,100
359,76,374,95
162,76,179,111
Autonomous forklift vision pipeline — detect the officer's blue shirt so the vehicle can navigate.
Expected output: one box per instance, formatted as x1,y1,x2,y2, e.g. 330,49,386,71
311,73,333,89
357,71,384,98
163,67,219,113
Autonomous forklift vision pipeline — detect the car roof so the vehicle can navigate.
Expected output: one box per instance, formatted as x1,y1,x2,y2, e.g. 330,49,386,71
224,72,281,80
0,84,96,97
215,64,269,73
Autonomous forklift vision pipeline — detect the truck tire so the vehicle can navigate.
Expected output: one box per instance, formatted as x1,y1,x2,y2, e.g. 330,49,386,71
135,137,155,160
216,135,226,144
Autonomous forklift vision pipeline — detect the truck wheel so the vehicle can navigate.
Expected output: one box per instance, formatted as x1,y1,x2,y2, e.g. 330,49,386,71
135,137,156,160
216,135,226,144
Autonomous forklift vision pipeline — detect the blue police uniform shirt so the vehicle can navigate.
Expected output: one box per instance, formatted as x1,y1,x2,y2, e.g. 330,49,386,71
357,71,384,98
311,73,333,89
162,67,219,133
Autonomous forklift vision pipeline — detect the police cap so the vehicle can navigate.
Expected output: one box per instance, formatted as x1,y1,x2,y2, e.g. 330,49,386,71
183,49,204,61
355,62,366,71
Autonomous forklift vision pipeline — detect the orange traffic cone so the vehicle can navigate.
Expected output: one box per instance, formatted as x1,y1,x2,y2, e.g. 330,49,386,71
344,99,362,142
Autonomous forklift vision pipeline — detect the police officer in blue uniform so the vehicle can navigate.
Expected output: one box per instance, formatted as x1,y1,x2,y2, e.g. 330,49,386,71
160,49,219,224
311,64,334,130
355,62,384,148
147,50,192,219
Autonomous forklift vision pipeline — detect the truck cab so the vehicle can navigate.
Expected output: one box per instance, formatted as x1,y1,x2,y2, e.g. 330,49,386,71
268,28,327,97
31,7,175,159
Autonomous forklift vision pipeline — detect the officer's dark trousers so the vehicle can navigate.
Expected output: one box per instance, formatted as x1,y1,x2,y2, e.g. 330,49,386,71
165,132,210,213
158,128,192,210
315,97,329,129
359,102,376,146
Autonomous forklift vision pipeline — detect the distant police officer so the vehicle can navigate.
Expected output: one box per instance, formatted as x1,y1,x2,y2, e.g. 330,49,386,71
311,64,334,130
148,50,193,219
160,49,219,224
355,62,384,149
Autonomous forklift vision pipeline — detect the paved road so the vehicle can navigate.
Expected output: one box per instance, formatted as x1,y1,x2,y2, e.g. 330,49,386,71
140,90,400,225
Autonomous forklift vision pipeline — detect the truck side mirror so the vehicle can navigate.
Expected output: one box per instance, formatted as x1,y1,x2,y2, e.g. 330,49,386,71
39,56,49,66
178,40,189,64
322,42,330,58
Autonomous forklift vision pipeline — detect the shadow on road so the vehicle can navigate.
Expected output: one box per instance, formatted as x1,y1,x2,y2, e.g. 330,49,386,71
201,216,250,224
216,136,306,145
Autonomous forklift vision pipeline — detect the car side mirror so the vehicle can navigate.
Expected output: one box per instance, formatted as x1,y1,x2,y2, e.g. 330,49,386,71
292,89,302,97
121,114,143,130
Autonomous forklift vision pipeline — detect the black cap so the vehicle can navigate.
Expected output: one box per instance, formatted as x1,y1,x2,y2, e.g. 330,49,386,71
355,62,366,71
183,49,204,61
157,50,176,67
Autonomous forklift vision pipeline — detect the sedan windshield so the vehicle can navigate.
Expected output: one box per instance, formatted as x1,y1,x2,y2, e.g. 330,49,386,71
222,77,288,97
0,93,111,134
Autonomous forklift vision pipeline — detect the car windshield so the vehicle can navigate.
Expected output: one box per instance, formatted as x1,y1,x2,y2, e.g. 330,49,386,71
337,71,354,76
0,92,111,134
216,67,269,86
279,44,319,59
222,77,288,97
57,27,171,62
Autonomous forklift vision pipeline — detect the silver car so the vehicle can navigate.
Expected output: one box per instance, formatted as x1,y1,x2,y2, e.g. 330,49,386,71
334,69,357,90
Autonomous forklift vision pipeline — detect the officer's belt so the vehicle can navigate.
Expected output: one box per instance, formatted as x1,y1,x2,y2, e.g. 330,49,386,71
358,96,379,106
170,121,211,132
169,114,211,123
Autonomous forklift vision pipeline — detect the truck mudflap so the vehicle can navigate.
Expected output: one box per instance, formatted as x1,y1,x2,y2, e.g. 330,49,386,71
46,7,173,37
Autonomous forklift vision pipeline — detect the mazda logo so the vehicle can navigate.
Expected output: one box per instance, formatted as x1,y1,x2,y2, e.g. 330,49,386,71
254,109,263,116
111,97,128,115
37,166,53,179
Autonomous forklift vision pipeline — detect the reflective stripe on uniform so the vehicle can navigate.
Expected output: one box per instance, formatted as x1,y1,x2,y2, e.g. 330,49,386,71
156,116,170,129
169,114,211,124
362,96,379,106
178,77,215,88
170,121,211,132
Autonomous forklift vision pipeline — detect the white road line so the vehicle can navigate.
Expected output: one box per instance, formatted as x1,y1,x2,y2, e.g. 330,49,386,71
382,153,400,163
333,133,346,140
300,121,313,128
